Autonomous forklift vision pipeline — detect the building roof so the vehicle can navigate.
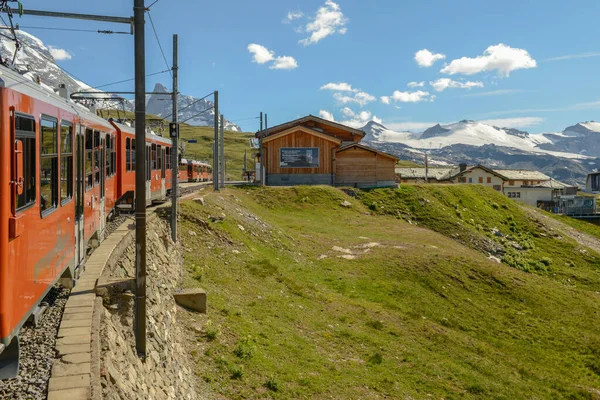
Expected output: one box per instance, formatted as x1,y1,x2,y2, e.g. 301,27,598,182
449,164,509,181
262,125,342,145
494,169,551,181
337,143,399,160
528,179,571,189
263,115,365,138
395,167,457,181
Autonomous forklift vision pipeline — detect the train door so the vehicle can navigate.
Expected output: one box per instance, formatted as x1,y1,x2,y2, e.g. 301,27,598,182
145,143,151,205
99,135,106,237
74,126,85,267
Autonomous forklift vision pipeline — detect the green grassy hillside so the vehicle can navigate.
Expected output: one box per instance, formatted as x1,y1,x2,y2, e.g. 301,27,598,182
177,185,600,399
99,109,255,179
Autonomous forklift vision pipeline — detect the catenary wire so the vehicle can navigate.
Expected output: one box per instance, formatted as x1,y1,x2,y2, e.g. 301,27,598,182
146,10,172,78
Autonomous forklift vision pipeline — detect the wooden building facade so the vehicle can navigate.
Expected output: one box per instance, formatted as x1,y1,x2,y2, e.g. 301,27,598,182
258,115,398,188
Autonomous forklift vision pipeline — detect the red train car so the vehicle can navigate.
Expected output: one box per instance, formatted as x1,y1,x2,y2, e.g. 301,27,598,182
0,65,173,378
109,121,172,207
178,158,189,182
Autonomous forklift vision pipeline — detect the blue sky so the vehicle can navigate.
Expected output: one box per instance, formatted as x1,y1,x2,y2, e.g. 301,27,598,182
15,0,600,133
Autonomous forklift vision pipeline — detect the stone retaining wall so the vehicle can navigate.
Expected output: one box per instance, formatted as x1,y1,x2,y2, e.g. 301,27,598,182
97,214,200,400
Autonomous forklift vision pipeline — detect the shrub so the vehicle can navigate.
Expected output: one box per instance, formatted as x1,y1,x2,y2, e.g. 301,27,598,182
230,365,244,380
204,320,220,341
366,320,384,330
369,352,383,365
233,336,256,359
265,376,280,392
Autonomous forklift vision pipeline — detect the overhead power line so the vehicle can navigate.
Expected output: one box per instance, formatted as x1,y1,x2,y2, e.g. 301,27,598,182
181,105,214,124
146,10,171,78
94,69,170,89
146,0,161,9
161,91,215,120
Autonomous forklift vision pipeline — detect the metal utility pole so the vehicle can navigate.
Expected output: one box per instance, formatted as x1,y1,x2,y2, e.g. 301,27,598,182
259,112,264,186
133,0,147,357
264,114,268,186
170,34,178,242
213,91,219,191
220,114,225,188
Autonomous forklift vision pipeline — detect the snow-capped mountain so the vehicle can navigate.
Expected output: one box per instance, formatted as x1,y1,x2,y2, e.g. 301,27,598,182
146,83,241,131
361,120,600,185
0,29,115,101
0,30,242,131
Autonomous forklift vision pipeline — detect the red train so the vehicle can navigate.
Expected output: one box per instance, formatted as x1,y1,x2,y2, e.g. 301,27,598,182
0,65,210,378
178,158,212,182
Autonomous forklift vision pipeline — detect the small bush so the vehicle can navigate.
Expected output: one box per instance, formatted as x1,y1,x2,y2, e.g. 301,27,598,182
467,383,485,394
233,336,256,359
366,320,384,330
491,202,499,210
369,352,383,365
369,202,378,211
230,365,244,380
540,257,551,267
265,376,280,392
204,320,220,341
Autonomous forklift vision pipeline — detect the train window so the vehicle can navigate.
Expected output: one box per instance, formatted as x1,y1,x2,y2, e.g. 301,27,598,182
40,117,58,215
151,144,157,170
111,136,116,176
94,131,100,186
60,122,73,205
166,147,170,170
15,114,36,211
132,139,136,170
157,145,162,171
126,138,131,172
85,128,93,190
106,134,111,177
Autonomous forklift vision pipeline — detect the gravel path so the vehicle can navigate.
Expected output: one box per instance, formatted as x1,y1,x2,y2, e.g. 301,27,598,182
522,206,600,254
0,285,70,400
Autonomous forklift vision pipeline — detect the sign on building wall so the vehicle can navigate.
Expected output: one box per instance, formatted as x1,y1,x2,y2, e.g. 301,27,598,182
280,147,319,168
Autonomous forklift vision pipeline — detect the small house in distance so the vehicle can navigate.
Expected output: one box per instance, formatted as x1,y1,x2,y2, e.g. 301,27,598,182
257,115,398,188
396,163,576,207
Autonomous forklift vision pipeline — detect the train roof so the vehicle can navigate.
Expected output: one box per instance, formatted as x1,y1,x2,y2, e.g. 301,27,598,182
0,64,116,130
111,120,172,145
0,64,172,147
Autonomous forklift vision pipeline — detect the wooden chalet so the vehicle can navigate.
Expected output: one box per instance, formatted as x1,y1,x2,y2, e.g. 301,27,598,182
257,115,398,188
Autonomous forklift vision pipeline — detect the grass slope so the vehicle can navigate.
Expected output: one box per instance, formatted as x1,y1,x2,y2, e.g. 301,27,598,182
180,185,600,399
99,109,255,179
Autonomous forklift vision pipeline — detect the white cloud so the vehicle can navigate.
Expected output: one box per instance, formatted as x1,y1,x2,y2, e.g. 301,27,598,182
414,49,445,67
407,81,425,88
333,91,376,106
320,82,355,92
430,78,484,92
248,44,297,70
283,11,303,23
247,43,274,64
544,52,600,62
270,56,298,70
391,90,432,103
319,110,335,121
338,108,380,128
479,117,544,128
299,0,348,46
341,107,355,117
441,43,536,77
380,96,391,105
49,46,72,61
